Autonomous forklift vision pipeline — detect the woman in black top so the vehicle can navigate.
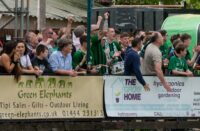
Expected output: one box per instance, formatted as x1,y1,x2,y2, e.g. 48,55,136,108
0,41,21,81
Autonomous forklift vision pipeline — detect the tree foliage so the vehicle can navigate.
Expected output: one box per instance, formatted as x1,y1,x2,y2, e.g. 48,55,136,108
186,0,200,9
114,0,200,9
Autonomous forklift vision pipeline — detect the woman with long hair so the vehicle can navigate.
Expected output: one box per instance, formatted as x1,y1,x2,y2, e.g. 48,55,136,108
15,40,42,75
0,41,21,81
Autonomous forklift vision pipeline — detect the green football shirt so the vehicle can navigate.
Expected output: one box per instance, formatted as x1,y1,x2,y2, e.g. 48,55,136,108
168,55,188,72
72,49,94,69
91,35,107,74
160,42,169,60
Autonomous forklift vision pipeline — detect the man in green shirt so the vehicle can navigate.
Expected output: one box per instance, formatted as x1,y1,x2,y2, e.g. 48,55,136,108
168,43,193,76
159,30,168,60
73,35,97,74
103,28,122,65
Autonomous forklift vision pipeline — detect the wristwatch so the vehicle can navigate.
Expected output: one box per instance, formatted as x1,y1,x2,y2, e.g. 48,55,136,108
12,60,19,65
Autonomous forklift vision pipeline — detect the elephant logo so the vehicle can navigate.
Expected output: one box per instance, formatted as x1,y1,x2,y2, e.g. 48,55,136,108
67,82,72,88
48,78,56,88
26,80,33,88
35,77,45,88
58,80,65,88
18,81,24,88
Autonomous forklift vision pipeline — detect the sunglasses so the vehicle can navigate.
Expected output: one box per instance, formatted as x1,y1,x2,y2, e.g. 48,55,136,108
48,32,53,35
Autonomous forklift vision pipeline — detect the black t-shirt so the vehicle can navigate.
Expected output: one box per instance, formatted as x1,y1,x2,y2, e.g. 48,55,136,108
31,57,53,74
0,66,8,74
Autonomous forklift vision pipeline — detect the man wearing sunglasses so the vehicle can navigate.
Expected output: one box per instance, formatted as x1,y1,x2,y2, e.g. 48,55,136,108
39,27,55,57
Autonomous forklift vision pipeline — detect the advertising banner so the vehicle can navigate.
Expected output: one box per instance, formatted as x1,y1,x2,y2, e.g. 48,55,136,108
104,76,200,117
0,76,104,119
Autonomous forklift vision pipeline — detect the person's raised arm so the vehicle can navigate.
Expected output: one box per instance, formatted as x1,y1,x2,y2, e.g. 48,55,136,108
103,12,109,33
60,16,74,38
91,16,103,31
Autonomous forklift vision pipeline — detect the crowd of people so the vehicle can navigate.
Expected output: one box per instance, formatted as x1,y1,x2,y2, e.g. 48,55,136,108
0,13,200,91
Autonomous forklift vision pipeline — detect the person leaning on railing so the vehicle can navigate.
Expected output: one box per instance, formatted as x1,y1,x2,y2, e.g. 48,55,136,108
0,41,21,81
31,44,53,75
73,35,97,74
90,13,108,75
48,38,77,76
168,42,193,76
16,40,42,76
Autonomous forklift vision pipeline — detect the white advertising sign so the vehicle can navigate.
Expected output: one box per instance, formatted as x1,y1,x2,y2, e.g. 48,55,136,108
104,76,200,117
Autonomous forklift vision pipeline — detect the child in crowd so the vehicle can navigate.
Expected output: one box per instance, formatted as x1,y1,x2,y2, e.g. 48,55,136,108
168,43,193,76
31,44,53,74
168,34,181,59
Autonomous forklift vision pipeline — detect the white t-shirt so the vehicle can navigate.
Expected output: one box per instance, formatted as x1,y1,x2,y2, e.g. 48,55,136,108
20,55,32,69
72,32,81,51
